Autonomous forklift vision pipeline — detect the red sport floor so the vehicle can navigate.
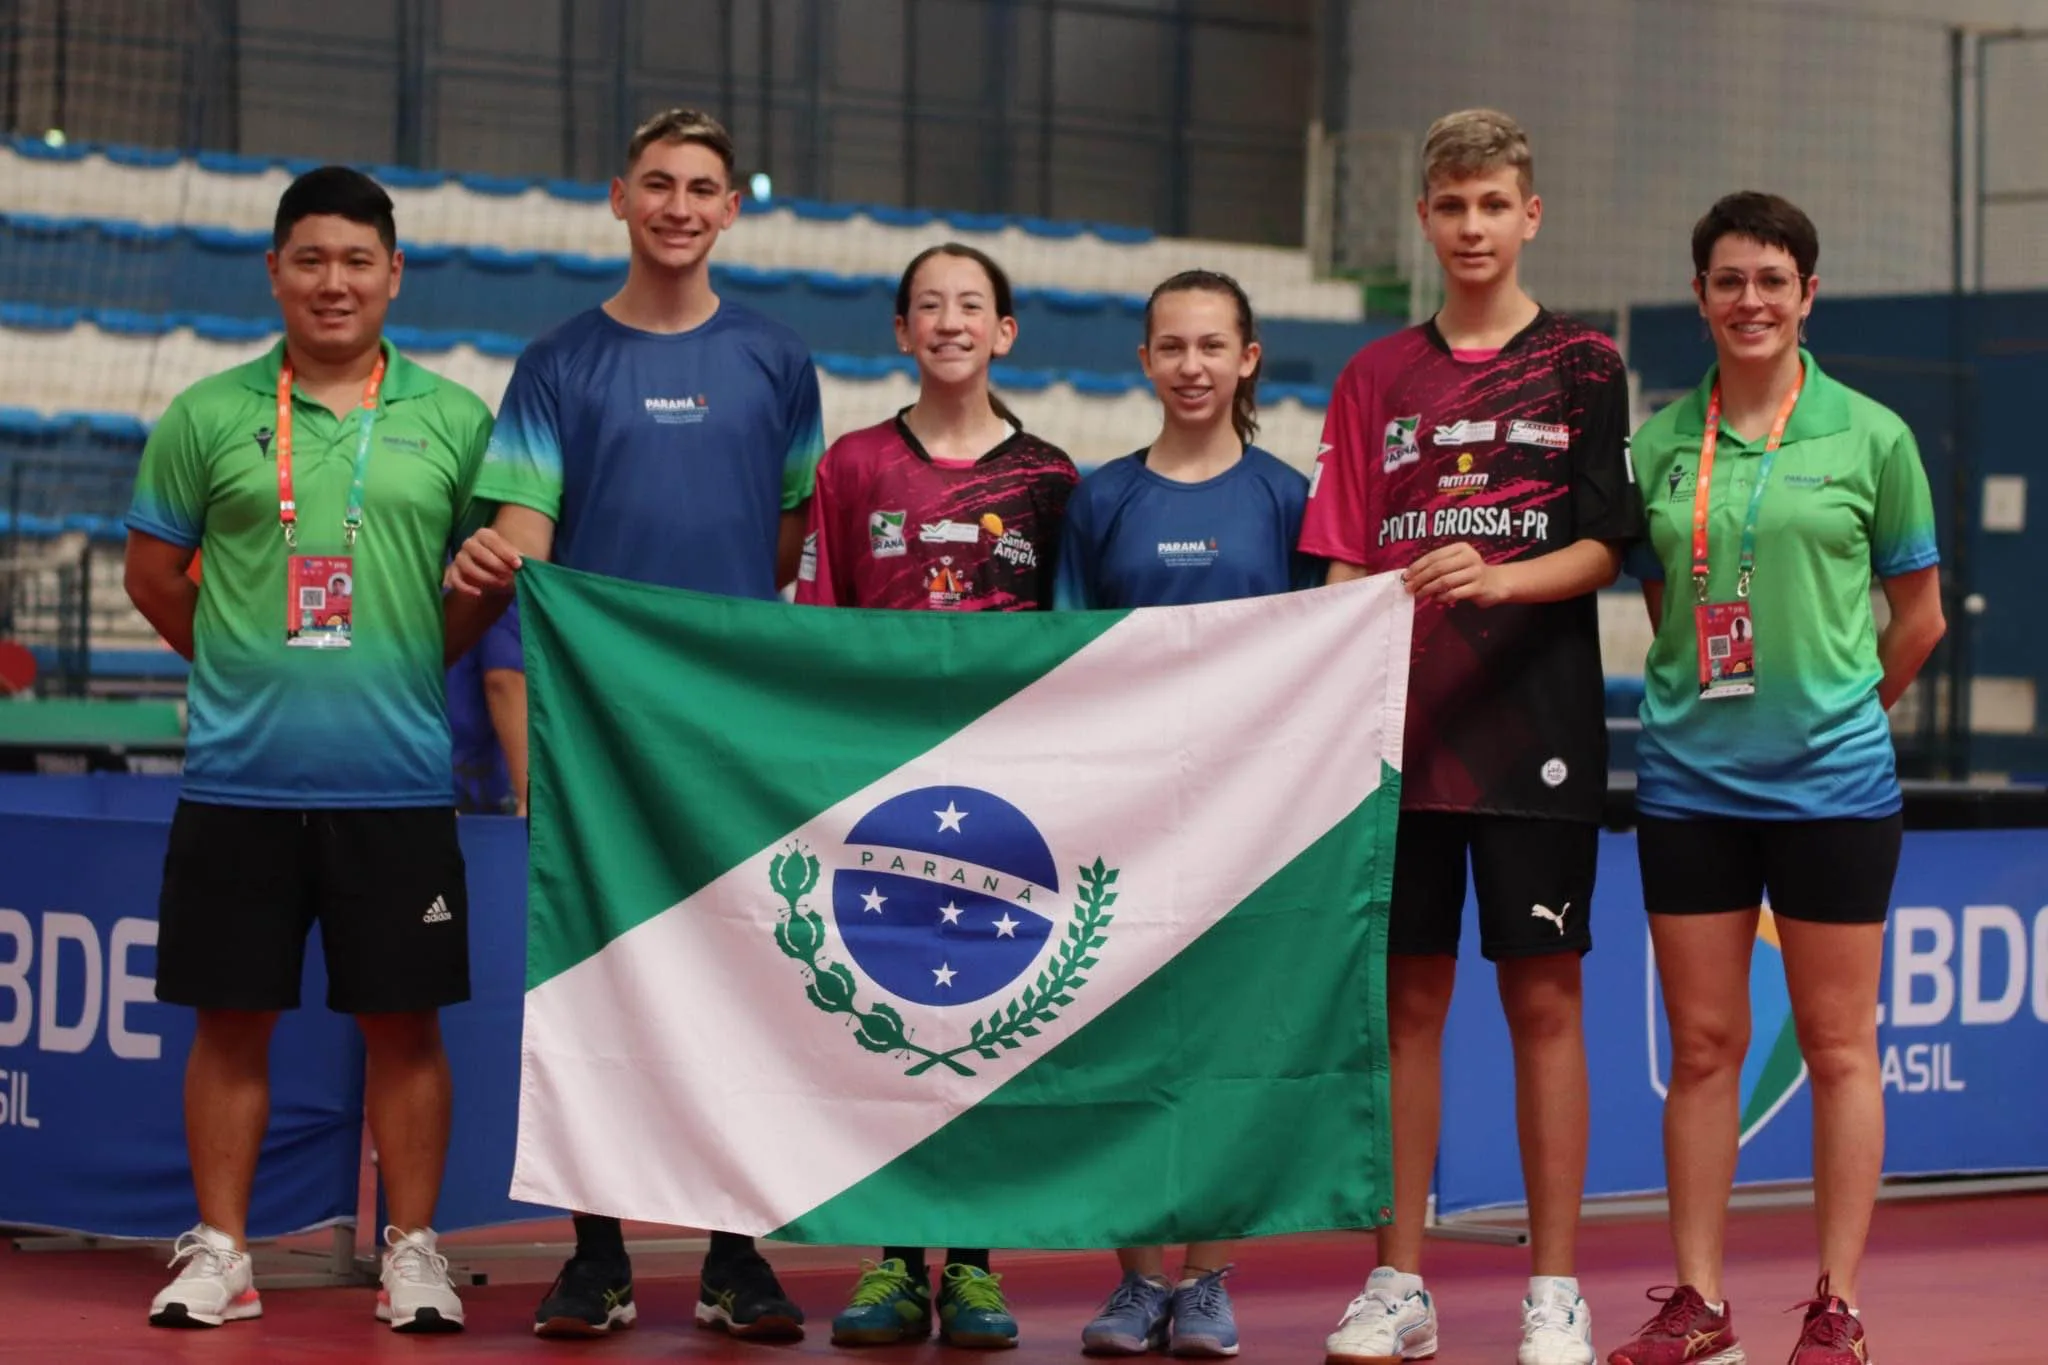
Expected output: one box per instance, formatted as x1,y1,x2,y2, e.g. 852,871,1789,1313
1,1195,2042,1363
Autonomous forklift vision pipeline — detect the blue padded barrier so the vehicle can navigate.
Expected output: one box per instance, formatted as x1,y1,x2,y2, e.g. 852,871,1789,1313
0,215,1383,387
7,135,1159,245
0,305,1344,406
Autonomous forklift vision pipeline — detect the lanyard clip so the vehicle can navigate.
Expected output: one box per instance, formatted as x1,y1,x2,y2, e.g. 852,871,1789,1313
1692,571,1710,604
283,522,298,550
1737,568,1753,600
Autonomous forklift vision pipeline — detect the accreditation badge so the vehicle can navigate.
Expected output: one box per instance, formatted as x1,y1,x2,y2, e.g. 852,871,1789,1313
286,554,355,648
1694,600,1755,699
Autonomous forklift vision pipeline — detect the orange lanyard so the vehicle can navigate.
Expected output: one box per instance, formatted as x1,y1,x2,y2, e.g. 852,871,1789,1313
1690,372,1803,601
276,351,387,550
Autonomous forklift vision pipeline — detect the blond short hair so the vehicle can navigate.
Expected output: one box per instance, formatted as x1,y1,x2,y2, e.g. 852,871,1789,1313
626,107,735,179
1421,108,1533,197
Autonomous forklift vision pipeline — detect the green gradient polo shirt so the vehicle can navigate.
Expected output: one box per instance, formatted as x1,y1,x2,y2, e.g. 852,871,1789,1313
1627,351,1939,820
127,338,493,807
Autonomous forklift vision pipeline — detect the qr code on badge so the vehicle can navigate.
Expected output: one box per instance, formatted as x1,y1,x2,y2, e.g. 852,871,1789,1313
1707,635,1732,660
299,587,327,611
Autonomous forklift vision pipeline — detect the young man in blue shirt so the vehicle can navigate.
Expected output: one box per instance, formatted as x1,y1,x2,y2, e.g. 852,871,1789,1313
445,108,824,1344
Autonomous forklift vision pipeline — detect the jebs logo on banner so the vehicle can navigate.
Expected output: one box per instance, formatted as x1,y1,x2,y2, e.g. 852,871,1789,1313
1648,907,1807,1146
766,786,1117,1077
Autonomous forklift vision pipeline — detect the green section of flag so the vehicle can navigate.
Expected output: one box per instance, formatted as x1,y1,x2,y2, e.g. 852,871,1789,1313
769,769,1400,1248
516,561,1127,988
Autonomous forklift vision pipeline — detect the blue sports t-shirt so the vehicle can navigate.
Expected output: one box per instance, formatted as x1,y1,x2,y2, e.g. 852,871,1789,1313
447,602,522,813
474,303,825,597
1054,446,1320,609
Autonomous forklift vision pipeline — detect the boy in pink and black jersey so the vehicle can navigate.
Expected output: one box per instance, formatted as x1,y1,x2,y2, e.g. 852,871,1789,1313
1308,309,1635,818
1307,110,1640,1365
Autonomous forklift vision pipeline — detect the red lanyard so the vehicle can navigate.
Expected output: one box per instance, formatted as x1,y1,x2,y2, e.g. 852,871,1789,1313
1690,372,1803,602
276,350,387,550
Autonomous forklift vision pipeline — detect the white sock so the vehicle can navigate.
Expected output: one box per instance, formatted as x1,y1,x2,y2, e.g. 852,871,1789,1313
1530,1274,1580,1299
1375,1268,1425,1298
1705,1300,1724,1315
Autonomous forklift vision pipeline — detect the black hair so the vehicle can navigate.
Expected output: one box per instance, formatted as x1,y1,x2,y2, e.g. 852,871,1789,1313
895,243,1021,427
273,166,397,253
1691,191,1819,281
1143,269,1262,445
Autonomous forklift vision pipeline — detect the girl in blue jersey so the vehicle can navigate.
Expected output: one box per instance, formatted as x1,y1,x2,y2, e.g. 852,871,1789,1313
819,242,1075,1354
1061,270,1318,1358
1056,271,1317,613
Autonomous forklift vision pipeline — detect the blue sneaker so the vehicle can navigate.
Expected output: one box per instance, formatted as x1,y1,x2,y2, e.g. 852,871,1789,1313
1168,1266,1238,1357
938,1263,1018,1349
1082,1270,1173,1355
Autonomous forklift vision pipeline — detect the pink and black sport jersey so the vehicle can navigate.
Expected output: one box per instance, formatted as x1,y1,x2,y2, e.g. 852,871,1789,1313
1299,310,1640,821
796,415,1079,611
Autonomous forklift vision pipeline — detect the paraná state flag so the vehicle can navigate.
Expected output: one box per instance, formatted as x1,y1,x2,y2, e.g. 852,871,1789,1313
510,559,1411,1247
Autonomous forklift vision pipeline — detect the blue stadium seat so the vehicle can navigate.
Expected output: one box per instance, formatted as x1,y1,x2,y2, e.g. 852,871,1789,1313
0,214,1385,384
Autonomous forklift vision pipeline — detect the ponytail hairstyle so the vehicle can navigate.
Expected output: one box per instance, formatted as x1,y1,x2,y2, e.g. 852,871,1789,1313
895,242,1022,428
1143,269,1261,445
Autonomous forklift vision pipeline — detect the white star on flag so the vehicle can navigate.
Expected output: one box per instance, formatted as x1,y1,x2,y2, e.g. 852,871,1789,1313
932,963,957,987
938,901,964,925
861,888,887,913
992,912,1019,938
934,801,968,833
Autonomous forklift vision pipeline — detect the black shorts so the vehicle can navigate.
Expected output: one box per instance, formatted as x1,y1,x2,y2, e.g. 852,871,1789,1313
1636,813,1903,925
156,801,471,1014
1389,811,1598,960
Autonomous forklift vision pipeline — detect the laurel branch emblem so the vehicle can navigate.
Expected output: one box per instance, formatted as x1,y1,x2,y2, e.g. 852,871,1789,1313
769,844,1117,1077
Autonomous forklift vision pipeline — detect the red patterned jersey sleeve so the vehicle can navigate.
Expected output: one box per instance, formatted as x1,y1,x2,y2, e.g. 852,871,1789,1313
1298,355,1376,567
793,438,851,606
1567,334,1643,547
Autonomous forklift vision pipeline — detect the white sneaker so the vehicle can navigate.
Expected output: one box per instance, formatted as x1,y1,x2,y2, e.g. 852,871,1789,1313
1325,1266,1438,1364
148,1224,262,1327
376,1225,465,1333
1519,1277,1595,1365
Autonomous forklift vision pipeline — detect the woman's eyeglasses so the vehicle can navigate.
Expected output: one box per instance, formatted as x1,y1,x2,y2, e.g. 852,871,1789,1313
1699,269,1805,306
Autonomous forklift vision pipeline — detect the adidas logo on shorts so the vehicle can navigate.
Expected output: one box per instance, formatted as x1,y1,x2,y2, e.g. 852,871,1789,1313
422,895,453,925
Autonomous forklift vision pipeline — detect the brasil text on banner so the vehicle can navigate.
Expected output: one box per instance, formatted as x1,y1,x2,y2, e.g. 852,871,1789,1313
509,561,1412,1248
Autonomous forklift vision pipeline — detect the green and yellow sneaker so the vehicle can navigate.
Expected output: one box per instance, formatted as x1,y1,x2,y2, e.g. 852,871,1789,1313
939,1263,1019,1350
830,1258,932,1346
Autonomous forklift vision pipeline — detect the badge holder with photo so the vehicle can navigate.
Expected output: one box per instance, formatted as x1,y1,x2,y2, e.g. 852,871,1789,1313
1690,373,1802,703
276,352,385,650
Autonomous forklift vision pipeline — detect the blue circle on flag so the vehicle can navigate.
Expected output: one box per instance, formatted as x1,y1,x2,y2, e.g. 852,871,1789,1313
832,786,1059,1006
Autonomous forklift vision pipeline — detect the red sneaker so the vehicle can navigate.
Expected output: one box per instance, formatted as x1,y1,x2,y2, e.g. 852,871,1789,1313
1785,1279,1867,1365
1607,1285,1745,1365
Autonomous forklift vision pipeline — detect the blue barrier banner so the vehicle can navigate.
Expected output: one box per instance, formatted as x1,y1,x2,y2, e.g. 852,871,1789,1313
1435,830,2048,1215
0,813,365,1238
0,773,183,820
429,816,559,1231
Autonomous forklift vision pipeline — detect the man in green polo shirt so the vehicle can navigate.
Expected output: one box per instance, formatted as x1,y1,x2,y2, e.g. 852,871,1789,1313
124,166,490,1336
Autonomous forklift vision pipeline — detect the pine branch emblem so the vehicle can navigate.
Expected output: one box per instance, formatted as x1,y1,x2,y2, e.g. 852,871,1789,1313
768,844,1117,1077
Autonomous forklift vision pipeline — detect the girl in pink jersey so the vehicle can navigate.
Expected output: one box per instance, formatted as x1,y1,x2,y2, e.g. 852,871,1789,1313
800,244,1076,1351
795,244,1076,617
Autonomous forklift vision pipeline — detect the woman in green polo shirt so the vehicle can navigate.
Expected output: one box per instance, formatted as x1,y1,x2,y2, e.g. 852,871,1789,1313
1609,193,1946,1365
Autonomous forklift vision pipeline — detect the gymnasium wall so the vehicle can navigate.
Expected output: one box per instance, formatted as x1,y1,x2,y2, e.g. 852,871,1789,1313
0,0,1317,245
1337,0,2048,309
